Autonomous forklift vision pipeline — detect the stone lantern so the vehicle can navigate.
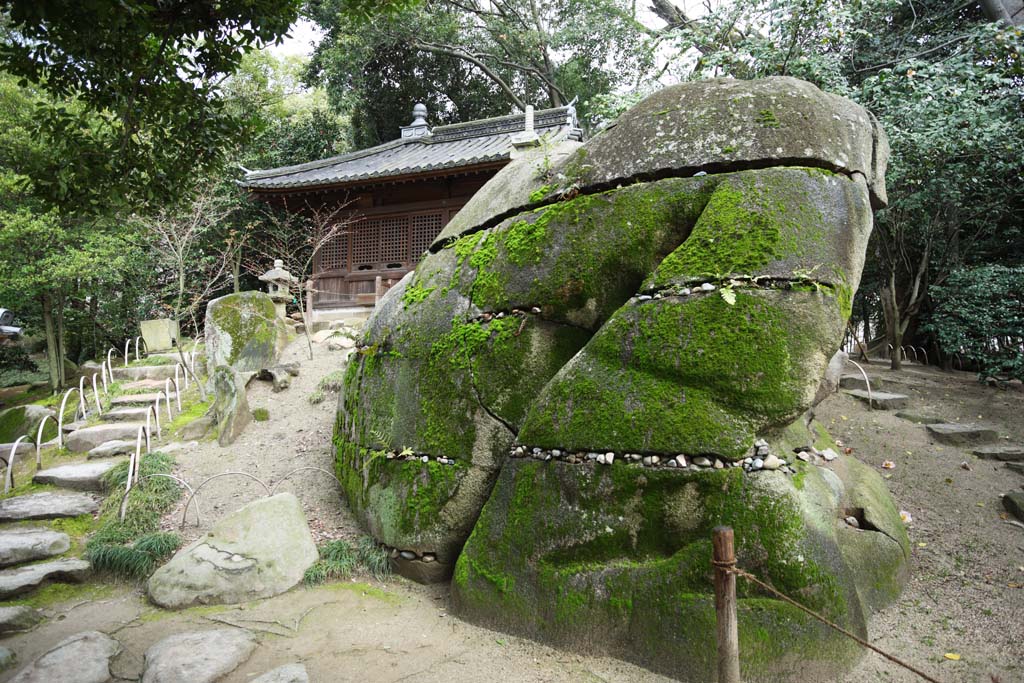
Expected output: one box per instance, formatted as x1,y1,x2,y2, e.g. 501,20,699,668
258,259,297,320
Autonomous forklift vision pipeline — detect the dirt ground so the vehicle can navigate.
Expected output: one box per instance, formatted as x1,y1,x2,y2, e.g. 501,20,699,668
2,341,1023,683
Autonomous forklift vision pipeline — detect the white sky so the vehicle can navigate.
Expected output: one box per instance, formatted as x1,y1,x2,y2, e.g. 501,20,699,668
266,18,325,58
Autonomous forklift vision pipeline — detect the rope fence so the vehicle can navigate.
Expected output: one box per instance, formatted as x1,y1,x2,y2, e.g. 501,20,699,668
711,526,942,683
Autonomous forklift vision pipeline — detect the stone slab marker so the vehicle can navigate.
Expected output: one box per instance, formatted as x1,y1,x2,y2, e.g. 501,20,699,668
139,319,179,352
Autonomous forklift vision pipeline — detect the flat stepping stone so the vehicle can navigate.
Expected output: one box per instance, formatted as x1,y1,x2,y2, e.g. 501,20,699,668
1004,492,1024,523
101,406,152,422
33,462,117,492
896,411,944,425
7,630,118,683
0,528,70,567
111,365,178,381
926,423,999,446
971,444,1024,461
1006,462,1024,476
109,392,176,406
0,492,98,521
87,440,134,459
121,379,168,391
0,605,43,634
65,422,146,452
61,421,87,434
843,389,909,410
0,558,90,599
141,629,256,683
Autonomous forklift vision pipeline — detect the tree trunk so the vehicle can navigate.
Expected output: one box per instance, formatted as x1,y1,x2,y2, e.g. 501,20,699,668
55,293,67,387
41,294,60,392
232,252,241,294
880,275,903,371
89,294,99,361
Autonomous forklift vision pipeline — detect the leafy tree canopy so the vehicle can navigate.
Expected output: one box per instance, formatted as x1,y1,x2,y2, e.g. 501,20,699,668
305,0,656,145
0,0,303,210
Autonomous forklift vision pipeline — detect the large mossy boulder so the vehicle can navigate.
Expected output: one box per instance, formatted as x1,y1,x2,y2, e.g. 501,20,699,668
0,405,56,444
453,421,908,682
204,291,288,379
338,76,904,680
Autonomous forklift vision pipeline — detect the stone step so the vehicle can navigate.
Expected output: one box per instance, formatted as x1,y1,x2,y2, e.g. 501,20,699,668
111,365,178,381
0,528,70,568
0,558,90,599
110,392,176,407
0,492,99,521
843,389,909,410
1006,462,1024,476
0,442,33,458
971,445,1024,462
121,379,170,391
926,423,999,447
65,422,146,452
101,406,152,422
87,439,135,459
33,461,118,492
61,420,87,433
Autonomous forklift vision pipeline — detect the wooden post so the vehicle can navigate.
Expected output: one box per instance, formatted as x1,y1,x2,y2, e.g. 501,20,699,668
713,526,741,683
374,275,383,306
304,279,314,325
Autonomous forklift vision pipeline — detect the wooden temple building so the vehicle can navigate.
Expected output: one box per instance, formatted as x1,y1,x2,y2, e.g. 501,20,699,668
241,103,582,321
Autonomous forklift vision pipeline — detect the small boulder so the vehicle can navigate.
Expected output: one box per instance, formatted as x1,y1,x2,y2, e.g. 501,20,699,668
211,366,251,447
1003,491,1024,523
926,423,999,446
141,629,256,683
9,631,119,683
33,461,117,492
0,605,43,634
147,493,318,608
0,559,91,599
971,445,1024,462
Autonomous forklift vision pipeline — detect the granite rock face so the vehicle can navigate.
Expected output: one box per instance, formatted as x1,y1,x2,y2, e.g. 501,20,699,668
337,78,902,681
147,493,318,608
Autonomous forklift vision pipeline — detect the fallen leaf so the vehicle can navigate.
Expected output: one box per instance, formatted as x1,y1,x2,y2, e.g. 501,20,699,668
844,447,853,454
977,502,985,507
900,510,913,524
944,653,961,661
841,416,848,421
945,477,954,484
881,460,896,469
917,542,927,548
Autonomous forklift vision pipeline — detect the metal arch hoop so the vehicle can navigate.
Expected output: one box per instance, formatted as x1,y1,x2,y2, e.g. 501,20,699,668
907,346,918,362
123,340,131,368
180,472,271,529
56,387,81,448
165,378,181,413
269,467,342,495
118,473,203,528
77,376,90,418
5,436,29,493
91,373,103,415
35,415,55,466
917,347,928,366
844,359,873,411
135,336,147,362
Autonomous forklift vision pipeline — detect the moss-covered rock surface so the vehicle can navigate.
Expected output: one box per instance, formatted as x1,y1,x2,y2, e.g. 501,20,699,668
204,291,288,378
336,77,904,681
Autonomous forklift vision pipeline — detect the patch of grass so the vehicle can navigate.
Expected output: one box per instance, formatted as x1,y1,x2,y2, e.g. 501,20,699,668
304,536,392,585
321,581,403,605
131,355,176,366
251,407,270,422
85,453,182,580
308,369,347,405
356,536,392,581
9,581,115,609
139,603,229,623
167,397,211,434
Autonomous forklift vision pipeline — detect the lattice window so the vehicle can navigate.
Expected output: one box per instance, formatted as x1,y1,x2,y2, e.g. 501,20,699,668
319,231,349,271
411,212,445,256
351,218,381,265
379,215,409,263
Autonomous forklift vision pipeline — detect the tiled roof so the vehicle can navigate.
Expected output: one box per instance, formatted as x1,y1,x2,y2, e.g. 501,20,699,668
241,106,581,191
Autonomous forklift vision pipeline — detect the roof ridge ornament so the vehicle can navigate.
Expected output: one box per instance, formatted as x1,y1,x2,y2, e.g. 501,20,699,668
510,104,541,151
401,103,432,139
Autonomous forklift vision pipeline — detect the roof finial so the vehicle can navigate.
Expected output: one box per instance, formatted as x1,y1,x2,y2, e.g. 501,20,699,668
402,103,431,139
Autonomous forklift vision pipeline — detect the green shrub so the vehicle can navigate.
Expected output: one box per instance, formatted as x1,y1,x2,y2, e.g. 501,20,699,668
252,407,270,421
303,536,392,585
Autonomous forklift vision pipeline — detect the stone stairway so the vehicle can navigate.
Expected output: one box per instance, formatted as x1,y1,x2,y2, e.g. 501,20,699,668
839,367,1024,523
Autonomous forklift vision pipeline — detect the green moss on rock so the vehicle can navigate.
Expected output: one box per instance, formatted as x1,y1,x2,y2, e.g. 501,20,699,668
452,459,868,681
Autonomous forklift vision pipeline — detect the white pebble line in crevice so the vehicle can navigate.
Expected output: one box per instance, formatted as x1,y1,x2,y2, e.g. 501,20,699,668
383,546,438,563
507,437,845,477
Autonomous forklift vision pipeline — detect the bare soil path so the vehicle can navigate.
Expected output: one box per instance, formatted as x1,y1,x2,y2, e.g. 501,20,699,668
1,346,1022,683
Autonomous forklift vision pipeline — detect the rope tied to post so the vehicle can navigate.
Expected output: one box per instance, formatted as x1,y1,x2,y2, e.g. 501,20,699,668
724,564,943,683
